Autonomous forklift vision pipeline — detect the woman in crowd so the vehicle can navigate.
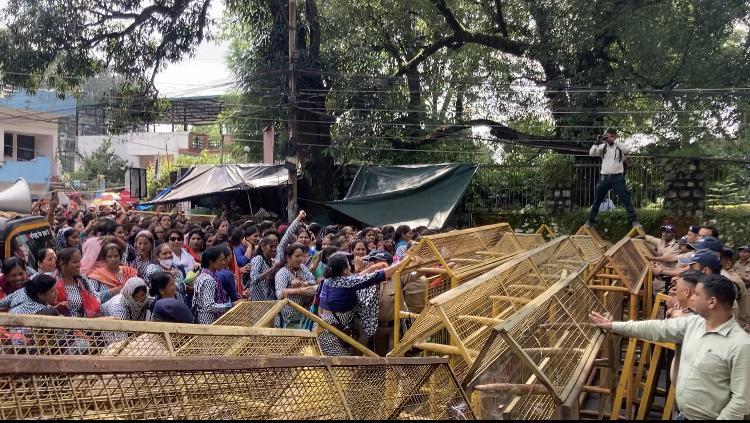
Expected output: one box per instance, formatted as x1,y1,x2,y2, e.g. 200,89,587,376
216,245,241,302
35,248,58,278
100,277,150,321
52,248,111,317
248,235,278,300
130,230,157,279
193,246,242,324
87,241,137,295
393,225,413,258
243,226,261,257
0,257,29,301
158,215,173,232
8,274,59,315
80,219,118,275
275,243,317,328
57,227,80,250
148,272,180,313
186,229,206,264
216,219,230,236
166,229,195,276
349,239,369,273
315,252,399,355
275,211,306,262
146,244,186,299
151,224,166,244
296,228,316,259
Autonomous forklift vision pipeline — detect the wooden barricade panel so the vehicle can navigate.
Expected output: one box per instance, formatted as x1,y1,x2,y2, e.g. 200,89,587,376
0,314,321,357
0,356,474,420
467,273,608,420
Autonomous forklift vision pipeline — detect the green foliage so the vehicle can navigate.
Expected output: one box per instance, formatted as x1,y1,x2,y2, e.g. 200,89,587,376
70,138,129,186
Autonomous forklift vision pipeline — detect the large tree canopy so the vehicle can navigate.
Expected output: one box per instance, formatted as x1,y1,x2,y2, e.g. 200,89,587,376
2,0,749,202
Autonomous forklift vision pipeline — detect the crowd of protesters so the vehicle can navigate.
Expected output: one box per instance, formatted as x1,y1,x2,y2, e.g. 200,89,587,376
0,200,434,355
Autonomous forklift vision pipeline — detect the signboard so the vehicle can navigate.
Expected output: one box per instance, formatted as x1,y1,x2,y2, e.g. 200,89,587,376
126,167,148,199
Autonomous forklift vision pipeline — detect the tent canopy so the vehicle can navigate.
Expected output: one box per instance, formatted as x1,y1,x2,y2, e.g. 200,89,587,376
325,163,477,229
148,164,289,204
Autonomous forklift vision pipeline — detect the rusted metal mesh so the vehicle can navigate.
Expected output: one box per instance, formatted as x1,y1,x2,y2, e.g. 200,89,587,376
516,233,546,250
0,356,474,420
0,314,320,357
212,301,279,327
391,237,591,384
468,275,607,419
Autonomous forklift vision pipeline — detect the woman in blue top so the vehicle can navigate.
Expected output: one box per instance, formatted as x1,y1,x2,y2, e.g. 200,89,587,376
393,225,414,258
316,252,400,356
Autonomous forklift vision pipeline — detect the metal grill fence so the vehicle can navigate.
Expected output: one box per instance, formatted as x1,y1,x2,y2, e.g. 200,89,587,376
466,157,749,212
0,356,474,420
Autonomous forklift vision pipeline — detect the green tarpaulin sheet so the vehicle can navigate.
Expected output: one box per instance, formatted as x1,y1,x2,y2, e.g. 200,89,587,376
325,164,478,229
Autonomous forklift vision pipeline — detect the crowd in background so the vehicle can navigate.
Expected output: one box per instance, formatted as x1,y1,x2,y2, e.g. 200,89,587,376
0,201,437,355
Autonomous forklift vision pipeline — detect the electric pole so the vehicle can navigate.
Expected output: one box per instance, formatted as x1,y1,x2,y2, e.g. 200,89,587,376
286,0,299,222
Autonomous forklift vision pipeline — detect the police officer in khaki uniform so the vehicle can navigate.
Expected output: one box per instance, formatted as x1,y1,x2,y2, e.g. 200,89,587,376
644,224,680,293
731,245,750,288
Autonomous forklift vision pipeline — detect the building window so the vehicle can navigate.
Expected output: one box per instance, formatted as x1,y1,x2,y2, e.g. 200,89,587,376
16,135,35,161
191,135,204,150
3,133,13,158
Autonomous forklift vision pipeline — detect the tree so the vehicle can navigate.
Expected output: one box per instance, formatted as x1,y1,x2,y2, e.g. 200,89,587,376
71,139,129,187
3,0,750,204
146,149,239,197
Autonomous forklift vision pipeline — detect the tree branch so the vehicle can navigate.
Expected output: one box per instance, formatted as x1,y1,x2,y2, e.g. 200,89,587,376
395,0,530,76
494,0,509,37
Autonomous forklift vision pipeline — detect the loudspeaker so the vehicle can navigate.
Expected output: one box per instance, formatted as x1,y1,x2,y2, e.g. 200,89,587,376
0,178,32,214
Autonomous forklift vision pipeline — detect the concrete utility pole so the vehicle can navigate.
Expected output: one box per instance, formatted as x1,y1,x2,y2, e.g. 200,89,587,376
286,0,299,222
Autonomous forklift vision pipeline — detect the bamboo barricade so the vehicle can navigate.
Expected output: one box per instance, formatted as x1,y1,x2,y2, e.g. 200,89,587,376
0,355,475,420
389,236,600,384
392,223,526,346
610,293,677,420
0,313,320,357
467,272,610,420
535,224,557,239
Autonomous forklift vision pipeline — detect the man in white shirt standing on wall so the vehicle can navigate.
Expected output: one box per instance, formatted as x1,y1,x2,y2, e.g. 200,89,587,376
584,128,640,228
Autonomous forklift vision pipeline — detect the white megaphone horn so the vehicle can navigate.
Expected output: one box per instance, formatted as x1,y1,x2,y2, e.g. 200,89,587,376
0,178,32,214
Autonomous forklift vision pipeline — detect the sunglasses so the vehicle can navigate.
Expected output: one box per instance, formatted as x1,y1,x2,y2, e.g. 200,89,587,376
169,237,181,241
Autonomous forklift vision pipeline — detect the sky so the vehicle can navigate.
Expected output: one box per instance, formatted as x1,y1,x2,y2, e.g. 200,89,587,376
153,1,233,98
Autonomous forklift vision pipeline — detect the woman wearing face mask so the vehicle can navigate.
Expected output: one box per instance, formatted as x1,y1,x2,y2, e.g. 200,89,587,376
193,246,243,324
274,243,317,328
35,248,58,278
9,274,60,316
129,230,157,279
248,235,278,301
145,244,186,301
100,277,151,321
166,229,196,276
88,241,137,295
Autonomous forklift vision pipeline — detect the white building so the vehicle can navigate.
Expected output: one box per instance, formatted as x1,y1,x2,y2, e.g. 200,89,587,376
77,131,225,169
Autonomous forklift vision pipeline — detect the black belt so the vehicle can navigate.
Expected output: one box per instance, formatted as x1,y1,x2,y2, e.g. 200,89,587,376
602,173,623,178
